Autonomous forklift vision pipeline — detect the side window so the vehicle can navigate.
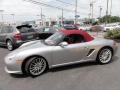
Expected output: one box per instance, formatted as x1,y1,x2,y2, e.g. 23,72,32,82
1,26,13,33
6,26,13,33
1,27,6,33
63,34,86,44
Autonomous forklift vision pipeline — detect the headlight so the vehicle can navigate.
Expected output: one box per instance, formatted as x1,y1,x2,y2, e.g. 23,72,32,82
7,54,22,64
8,55,16,61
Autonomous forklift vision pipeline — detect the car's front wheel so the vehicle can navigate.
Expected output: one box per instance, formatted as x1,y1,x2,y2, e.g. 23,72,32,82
25,56,47,76
97,48,113,64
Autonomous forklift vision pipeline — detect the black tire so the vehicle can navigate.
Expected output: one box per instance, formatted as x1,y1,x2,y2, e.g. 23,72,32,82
97,48,113,64
6,40,14,51
25,56,47,77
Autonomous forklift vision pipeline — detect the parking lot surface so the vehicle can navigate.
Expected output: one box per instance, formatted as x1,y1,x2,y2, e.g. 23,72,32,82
0,44,120,90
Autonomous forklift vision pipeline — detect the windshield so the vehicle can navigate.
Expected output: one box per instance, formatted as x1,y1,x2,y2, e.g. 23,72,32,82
45,32,65,45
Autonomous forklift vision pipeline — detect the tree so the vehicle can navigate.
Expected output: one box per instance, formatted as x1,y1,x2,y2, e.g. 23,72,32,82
98,15,120,23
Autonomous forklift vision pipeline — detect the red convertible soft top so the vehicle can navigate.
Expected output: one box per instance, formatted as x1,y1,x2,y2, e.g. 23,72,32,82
61,30,94,42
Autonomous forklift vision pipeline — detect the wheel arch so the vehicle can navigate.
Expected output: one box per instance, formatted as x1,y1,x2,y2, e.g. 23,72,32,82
96,46,114,64
6,38,13,44
99,46,114,55
21,55,49,74
6,38,10,43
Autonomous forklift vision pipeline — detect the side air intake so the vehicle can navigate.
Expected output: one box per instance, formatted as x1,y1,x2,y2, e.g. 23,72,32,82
87,49,95,57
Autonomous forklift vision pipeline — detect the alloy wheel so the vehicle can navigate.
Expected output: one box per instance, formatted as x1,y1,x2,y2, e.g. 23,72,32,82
99,48,112,64
27,57,47,76
7,40,13,51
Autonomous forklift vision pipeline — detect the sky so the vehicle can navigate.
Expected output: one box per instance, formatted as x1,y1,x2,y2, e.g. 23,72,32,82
0,0,120,22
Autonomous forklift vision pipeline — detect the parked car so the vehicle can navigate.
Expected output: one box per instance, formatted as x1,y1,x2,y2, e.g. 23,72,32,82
5,30,117,76
103,24,120,31
104,25,115,31
0,25,39,51
35,25,79,40
79,25,91,31
35,27,59,39
62,24,78,30
90,25,104,32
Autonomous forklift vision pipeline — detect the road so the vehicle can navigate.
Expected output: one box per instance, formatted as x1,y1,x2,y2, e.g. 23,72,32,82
0,45,120,90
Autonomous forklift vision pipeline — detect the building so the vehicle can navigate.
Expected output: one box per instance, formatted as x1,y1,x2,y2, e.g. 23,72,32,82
35,18,82,27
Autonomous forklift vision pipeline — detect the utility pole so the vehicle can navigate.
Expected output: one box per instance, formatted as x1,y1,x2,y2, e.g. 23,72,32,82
11,14,15,24
109,0,112,23
0,10,4,23
91,3,93,20
89,3,92,19
99,6,102,18
37,8,45,26
61,8,63,26
110,0,112,15
90,1,96,23
105,0,109,25
41,8,43,26
75,0,78,24
88,13,91,19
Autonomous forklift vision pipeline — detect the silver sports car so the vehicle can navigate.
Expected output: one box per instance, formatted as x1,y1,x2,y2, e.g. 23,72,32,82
5,30,118,76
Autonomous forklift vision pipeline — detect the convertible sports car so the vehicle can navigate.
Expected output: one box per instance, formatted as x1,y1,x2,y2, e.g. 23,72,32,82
5,30,117,76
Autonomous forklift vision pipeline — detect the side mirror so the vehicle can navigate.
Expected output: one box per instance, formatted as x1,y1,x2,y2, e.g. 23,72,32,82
59,42,68,47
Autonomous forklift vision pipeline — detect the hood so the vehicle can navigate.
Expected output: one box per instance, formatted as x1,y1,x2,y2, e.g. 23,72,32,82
20,40,45,48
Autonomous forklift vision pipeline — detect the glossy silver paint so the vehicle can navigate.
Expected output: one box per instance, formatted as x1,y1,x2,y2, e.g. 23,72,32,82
5,38,117,74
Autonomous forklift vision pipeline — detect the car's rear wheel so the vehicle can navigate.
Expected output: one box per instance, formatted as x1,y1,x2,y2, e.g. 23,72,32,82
6,40,14,51
25,57,47,76
97,48,113,64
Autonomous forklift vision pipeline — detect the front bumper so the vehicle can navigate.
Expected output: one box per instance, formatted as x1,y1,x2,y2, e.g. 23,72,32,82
5,67,22,74
4,57,23,74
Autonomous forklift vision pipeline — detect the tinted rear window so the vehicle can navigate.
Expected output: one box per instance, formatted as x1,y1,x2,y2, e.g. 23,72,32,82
18,27,35,33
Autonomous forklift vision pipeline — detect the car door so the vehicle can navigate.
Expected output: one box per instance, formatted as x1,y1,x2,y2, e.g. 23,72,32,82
52,43,89,66
52,33,90,66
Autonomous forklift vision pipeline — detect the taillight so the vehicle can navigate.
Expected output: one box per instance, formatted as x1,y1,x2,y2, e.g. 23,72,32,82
14,33,22,39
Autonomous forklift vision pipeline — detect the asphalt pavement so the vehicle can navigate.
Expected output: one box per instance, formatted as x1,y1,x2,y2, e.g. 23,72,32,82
0,44,120,90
